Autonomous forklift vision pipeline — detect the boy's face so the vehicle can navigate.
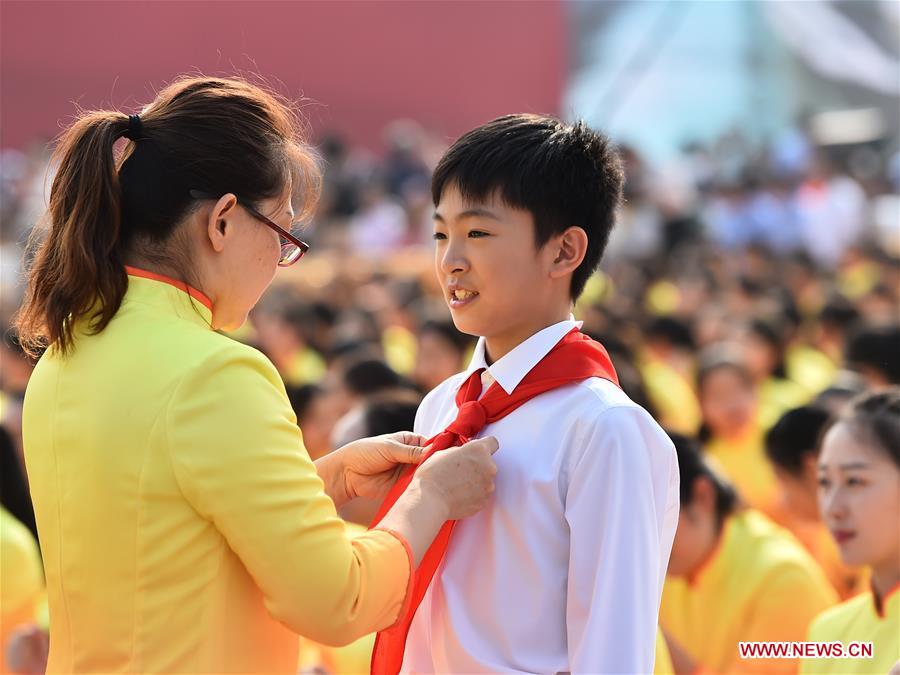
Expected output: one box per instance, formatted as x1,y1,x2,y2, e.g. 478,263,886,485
433,185,566,361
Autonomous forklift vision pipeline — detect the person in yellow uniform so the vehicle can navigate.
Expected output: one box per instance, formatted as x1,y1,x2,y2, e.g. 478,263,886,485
0,505,44,671
15,75,499,674
802,389,900,674
696,354,781,515
765,405,867,599
660,433,837,674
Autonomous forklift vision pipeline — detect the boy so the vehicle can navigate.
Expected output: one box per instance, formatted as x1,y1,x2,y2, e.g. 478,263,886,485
371,114,680,674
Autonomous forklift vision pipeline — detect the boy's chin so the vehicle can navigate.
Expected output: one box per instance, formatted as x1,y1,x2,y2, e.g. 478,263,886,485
446,311,483,338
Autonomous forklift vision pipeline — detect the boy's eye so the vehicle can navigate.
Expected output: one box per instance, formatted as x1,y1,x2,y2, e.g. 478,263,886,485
817,477,831,489
432,232,447,241
468,230,489,238
845,477,864,487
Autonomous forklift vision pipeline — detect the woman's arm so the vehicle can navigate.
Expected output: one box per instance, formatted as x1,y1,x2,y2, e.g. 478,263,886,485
167,347,496,644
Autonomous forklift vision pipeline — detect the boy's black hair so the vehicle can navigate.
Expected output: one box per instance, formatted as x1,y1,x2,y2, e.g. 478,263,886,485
845,323,900,385
747,316,789,379
420,319,476,355
363,399,420,438
284,384,324,423
819,295,859,333
342,359,417,397
645,316,696,351
1,425,38,544
764,405,832,476
343,359,401,395
431,114,624,300
667,431,738,524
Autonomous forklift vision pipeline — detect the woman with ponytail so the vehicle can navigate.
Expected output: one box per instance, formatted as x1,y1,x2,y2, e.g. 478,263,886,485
17,76,498,673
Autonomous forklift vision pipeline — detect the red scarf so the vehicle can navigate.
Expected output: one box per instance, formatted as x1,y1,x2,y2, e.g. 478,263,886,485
369,328,619,674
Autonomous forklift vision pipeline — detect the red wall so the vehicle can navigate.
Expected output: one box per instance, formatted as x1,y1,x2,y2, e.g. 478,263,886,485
0,1,565,151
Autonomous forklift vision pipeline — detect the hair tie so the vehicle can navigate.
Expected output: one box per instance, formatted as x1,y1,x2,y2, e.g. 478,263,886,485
123,114,143,141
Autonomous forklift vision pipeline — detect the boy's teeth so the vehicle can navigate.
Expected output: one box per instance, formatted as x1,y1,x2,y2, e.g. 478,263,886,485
454,290,477,300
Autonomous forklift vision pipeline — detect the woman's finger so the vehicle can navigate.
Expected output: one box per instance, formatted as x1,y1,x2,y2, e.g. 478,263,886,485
385,440,430,465
386,430,428,447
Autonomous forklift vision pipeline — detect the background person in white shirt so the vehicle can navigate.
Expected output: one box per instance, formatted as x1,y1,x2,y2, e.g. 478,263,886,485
401,114,680,674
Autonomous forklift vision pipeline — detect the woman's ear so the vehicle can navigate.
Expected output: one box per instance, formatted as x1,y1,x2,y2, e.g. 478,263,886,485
548,226,588,279
206,193,239,253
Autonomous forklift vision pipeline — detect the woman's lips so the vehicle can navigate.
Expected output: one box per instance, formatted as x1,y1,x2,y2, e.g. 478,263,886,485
832,530,856,544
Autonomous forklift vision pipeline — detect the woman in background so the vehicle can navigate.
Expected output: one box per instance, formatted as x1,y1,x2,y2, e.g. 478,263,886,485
697,352,780,515
660,433,836,674
802,389,900,674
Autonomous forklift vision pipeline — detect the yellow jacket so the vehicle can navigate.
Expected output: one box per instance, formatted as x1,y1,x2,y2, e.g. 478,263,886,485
660,510,837,674
801,582,899,674
22,269,412,673
0,505,44,668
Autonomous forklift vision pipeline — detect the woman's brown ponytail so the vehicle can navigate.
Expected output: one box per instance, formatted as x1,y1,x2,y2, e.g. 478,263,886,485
17,112,131,357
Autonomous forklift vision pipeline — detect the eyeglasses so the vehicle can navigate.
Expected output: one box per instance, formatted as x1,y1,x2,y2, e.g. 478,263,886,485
189,190,310,266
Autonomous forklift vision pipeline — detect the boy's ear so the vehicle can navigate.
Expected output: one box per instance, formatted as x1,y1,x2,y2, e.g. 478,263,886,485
548,226,588,279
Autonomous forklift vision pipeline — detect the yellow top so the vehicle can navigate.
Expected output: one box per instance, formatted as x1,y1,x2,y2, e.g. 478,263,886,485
22,270,413,674
785,345,836,398
705,423,780,517
0,505,44,669
759,376,812,431
283,346,327,387
660,510,838,674
801,583,899,675
654,626,674,674
297,522,378,675
640,357,702,437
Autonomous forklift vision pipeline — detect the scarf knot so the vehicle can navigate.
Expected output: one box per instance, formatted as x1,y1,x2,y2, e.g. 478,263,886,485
445,400,488,439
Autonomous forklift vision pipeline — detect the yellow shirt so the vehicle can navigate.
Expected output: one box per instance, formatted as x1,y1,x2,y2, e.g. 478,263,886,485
283,345,327,386
705,424,780,517
298,522,377,675
640,357,702,436
660,510,838,674
801,583,899,675
0,506,44,668
785,345,836,397
22,270,413,673
759,377,812,431
655,626,674,674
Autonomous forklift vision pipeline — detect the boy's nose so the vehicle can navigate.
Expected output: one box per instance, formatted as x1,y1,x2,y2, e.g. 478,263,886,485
440,245,469,275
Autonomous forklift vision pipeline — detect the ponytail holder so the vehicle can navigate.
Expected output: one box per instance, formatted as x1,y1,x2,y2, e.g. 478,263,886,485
123,114,143,141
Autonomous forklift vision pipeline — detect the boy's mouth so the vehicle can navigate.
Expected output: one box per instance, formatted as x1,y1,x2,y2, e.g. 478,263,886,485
448,286,479,309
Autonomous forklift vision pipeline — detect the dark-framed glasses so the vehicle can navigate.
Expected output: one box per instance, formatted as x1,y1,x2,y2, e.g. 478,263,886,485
189,190,310,266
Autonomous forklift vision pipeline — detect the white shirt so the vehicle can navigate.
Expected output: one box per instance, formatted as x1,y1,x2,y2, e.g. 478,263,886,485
402,319,680,674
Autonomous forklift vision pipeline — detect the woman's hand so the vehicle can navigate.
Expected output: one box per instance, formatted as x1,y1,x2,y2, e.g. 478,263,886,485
316,432,428,507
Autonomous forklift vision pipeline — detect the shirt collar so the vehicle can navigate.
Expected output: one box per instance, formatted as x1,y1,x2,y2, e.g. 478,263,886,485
464,316,581,395
125,266,213,327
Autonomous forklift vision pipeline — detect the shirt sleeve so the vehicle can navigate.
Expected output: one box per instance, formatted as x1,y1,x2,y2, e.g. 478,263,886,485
565,405,680,674
165,345,413,647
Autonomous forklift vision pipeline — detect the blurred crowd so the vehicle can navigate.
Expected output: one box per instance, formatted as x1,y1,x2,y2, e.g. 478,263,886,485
1,118,898,674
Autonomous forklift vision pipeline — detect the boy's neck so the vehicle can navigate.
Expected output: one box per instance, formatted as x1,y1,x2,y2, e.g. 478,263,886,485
483,307,573,365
